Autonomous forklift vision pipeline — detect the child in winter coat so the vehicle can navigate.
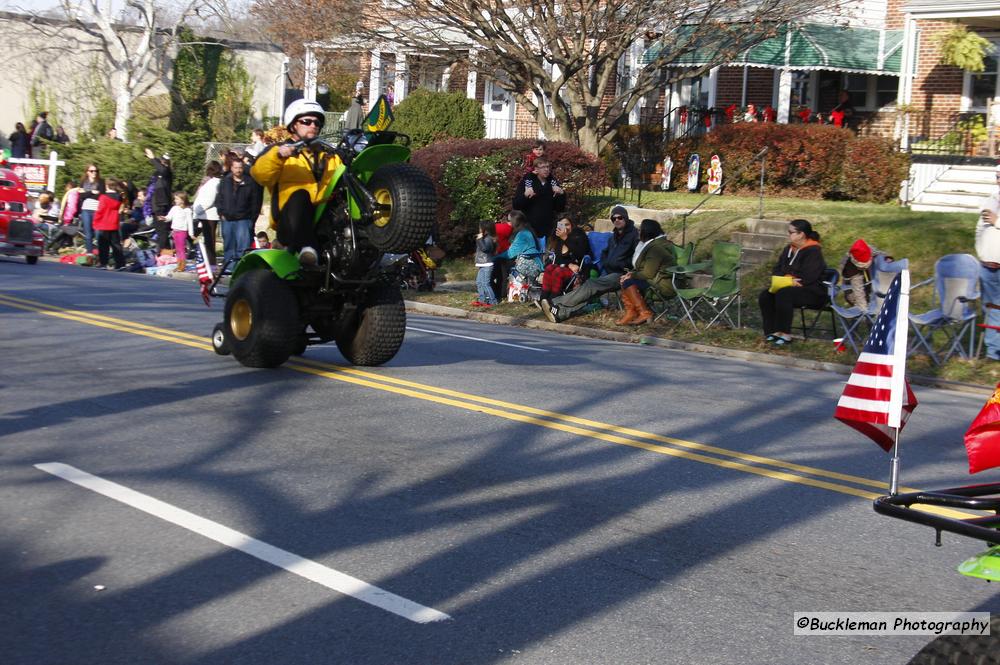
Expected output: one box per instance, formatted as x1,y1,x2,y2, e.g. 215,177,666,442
92,179,126,269
165,191,194,271
474,220,498,307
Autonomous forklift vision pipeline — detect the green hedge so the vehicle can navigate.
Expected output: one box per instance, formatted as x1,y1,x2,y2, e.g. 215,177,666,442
392,89,485,149
662,123,910,203
49,120,207,195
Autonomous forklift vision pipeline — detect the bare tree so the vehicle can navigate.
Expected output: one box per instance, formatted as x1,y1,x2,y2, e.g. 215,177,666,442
8,0,243,140
291,0,823,154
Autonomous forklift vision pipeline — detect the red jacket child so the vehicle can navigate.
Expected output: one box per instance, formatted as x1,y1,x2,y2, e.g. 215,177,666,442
92,191,123,231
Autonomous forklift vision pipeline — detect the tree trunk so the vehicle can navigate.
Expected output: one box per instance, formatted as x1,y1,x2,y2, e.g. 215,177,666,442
113,70,132,142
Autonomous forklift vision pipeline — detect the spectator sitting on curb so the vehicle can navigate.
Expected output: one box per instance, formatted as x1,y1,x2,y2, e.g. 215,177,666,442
538,205,638,323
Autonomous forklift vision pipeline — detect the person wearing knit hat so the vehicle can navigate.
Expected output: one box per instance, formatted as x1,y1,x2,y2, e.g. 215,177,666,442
839,238,875,310
977,163,1000,360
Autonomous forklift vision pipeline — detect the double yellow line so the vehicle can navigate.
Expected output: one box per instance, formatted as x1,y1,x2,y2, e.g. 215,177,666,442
0,291,973,519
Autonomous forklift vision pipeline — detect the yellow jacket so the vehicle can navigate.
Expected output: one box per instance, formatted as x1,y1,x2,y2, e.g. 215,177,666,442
250,143,344,226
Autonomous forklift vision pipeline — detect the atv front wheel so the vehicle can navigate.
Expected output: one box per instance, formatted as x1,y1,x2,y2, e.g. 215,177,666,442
366,163,436,254
335,281,406,366
224,269,299,368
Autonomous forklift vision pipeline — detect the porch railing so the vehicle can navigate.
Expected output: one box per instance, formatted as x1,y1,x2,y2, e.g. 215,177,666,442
904,111,990,157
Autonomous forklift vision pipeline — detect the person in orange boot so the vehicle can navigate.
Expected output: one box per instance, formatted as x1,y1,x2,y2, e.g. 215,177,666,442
617,219,675,325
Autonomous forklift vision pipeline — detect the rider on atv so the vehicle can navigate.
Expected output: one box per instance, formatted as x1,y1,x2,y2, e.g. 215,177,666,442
250,99,341,267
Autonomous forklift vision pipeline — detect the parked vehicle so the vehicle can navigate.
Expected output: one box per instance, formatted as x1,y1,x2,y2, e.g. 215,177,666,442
209,96,436,368
0,168,42,264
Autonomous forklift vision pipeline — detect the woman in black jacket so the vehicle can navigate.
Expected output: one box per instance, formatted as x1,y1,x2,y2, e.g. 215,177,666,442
540,215,589,299
758,219,827,347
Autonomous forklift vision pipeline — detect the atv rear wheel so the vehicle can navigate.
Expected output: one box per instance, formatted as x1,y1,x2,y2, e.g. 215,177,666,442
224,269,299,368
335,281,406,366
366,163,436,254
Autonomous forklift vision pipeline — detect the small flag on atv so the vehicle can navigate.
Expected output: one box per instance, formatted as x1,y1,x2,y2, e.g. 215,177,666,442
196,240,213,307
364,95,394,133
963,383,1000,474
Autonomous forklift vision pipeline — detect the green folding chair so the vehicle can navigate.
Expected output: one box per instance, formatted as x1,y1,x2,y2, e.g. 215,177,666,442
673,241,742,331
649,241,694,322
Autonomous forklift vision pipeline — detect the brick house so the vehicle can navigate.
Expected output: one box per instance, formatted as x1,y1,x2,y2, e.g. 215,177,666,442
305,2,998,209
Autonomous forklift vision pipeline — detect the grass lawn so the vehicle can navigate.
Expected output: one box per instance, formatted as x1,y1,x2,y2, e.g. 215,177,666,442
423,191,997,386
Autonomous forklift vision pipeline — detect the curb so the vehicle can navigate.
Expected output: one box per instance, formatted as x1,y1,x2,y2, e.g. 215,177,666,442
404,300,993,397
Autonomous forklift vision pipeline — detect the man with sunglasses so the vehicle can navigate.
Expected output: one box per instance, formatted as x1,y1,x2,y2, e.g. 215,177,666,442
251,99,344,266
539,205,638,323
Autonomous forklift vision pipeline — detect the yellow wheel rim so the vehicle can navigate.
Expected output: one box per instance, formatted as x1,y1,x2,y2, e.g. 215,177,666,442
230,300,252,341
372,188,392,228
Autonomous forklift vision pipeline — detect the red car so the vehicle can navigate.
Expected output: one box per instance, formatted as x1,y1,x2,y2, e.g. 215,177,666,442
0,167,42,264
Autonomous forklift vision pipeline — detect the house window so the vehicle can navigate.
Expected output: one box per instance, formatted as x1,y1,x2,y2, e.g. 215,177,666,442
840,73,899,111
967,54,999,112
875,75,898,108
844,74,868,109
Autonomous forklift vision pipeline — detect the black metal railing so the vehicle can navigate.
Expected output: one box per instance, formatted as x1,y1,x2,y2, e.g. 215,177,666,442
906,111,988,157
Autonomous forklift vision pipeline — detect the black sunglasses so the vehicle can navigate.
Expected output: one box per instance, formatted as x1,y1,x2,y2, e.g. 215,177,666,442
297,118,322,126
611,215,625,221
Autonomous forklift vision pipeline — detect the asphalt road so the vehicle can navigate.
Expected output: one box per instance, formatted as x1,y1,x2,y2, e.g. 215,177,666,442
1,257,999,665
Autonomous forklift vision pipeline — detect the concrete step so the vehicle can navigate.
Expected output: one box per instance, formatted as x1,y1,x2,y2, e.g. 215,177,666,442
740,247,777,265
731,231,786,250
742,217,789,235
621,207,676,225
909,200,980,214
931,177,994,195
915,190,986,208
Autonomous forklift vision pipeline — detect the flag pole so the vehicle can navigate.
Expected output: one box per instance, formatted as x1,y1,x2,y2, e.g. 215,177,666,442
889,426,901,495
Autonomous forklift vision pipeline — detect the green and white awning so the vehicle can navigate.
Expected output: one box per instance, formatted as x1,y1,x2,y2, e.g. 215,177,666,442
641,23,904,75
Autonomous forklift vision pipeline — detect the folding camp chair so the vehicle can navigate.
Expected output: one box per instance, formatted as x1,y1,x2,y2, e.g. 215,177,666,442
648,241,694,322
868,254,908,320
823,268,870,353
908,253,981,365
673,241,742,331
793,268,839,340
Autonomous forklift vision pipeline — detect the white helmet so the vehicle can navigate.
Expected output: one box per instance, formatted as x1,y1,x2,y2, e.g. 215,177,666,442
283,99,325,129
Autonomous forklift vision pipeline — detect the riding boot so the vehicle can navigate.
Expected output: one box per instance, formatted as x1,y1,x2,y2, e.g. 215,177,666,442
628,285,654,325
615,287,639,325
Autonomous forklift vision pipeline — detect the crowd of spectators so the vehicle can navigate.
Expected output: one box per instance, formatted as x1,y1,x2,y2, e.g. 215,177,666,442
22,125,269,273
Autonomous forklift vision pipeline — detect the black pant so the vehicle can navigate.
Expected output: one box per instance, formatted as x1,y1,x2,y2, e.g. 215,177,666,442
490,258,510,302
277,189,318,252
154,219,171,254
758,287,826,335
97,229,124,268
195,219,217,265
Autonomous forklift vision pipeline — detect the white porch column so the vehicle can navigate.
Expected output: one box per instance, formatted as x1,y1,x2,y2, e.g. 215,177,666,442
777,68,792,123
394,52,408,103
368,49,382,105
303,46,318,101
467,49,480,100
897,16,917,150
442,63,453,91
628,39,645,124
707,66,719,109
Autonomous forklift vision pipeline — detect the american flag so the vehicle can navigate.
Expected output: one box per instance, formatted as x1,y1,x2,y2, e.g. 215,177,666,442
196,240,213,307
834,271,918,451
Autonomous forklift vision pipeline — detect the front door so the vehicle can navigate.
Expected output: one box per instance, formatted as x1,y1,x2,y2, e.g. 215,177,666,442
484,78,515,138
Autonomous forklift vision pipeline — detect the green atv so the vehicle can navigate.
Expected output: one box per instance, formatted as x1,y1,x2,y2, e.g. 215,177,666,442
208,97,436,368
874,484,1000,662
